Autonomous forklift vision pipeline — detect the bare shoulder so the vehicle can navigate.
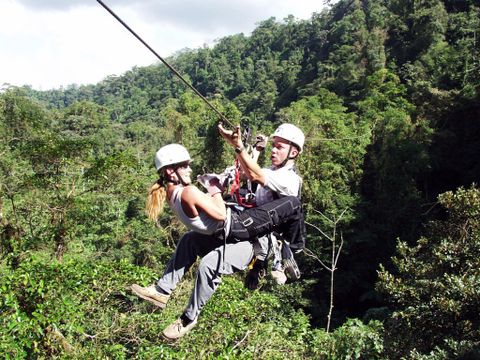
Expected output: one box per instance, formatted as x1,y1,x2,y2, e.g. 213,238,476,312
182,185,203,198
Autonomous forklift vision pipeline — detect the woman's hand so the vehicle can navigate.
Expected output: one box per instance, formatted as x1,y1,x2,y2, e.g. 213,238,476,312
218,123,243,148
205,178,224,196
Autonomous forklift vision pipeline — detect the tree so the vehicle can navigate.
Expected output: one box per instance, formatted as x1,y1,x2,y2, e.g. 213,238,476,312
357,69,430,253
0,88,48,147
276,89,371,326
0,90,51,264
20,133,95,260
316,0,369,99
378,186,480,358
59,101,109,138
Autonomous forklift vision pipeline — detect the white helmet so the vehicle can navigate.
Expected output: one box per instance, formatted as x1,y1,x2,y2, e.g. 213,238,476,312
154,144,191,171
272,123,305,153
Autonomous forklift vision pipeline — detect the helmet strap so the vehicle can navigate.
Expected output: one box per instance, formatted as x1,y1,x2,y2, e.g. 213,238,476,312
279,144,293,168
174,169,189,186
163,165,189,186
163,170,181,186
157,176,166,186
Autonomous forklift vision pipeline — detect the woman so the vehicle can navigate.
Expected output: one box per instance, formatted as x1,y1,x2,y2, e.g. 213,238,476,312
146,143,305,246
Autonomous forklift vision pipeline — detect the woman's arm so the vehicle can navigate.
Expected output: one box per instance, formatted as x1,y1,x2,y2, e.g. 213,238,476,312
182,186,227,221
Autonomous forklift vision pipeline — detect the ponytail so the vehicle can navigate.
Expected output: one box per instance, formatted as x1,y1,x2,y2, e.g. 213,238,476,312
145,178,167,221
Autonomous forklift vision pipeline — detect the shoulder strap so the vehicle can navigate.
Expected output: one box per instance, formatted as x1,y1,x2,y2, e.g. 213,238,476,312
287,165,303,199
170,187,183,206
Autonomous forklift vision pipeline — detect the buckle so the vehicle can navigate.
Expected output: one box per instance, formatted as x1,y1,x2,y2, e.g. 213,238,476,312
242,217,254,227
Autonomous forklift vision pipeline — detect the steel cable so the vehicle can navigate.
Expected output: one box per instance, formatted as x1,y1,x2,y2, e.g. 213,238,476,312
97,0,234,128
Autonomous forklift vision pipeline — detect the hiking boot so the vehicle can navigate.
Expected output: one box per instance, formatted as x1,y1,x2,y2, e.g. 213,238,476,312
163,316,198,340
282,245,301,281
130,284,169,308
271,269,287,285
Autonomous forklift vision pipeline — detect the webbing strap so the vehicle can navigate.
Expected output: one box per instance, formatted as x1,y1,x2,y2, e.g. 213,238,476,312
237,213,257,239
230,159,255,208
229,159,241,200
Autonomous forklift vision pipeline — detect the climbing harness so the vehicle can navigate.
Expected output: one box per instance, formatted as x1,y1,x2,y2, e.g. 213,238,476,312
229,158,256,208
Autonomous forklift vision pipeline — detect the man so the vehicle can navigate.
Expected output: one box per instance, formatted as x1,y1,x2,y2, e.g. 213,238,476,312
131,123,305,340
218,123,305,286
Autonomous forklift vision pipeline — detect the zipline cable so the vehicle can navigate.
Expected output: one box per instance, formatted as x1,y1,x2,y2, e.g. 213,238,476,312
96,0,234,128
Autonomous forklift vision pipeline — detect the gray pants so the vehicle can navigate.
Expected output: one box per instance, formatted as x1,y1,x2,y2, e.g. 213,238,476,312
156,231,254,321
254,234,283,270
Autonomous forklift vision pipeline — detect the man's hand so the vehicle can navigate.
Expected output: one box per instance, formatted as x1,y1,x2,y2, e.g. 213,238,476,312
218,122,266,186
218,123,243,148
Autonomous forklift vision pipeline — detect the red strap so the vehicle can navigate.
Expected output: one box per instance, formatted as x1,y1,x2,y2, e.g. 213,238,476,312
230,159,255,208
229,159,241,199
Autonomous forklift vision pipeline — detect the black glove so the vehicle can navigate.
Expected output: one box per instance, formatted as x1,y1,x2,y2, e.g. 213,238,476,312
244,259,266,290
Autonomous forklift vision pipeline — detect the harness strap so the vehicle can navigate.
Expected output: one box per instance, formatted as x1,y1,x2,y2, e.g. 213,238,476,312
230,159,241,199
231,159,255,208
213,207,232,239
235,212,257,239
211,207,232,271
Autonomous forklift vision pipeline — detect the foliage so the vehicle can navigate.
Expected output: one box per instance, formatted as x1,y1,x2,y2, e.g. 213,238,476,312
279,88,369,221
308,318,384,359
377,186,480,358
357,69,429,245
1,0,480,357
0,255,156,358
0,255,385,359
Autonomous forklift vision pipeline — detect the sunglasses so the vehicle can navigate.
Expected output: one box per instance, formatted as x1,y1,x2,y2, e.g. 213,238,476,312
175,162,191,170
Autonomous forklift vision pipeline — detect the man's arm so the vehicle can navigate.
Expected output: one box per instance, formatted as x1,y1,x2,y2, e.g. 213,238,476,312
218,123,266,186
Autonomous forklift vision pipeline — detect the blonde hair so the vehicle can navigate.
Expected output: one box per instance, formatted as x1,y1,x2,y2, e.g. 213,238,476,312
145,178,167,221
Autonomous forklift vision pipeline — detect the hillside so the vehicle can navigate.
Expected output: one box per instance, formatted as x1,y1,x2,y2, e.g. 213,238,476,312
1,0,479,358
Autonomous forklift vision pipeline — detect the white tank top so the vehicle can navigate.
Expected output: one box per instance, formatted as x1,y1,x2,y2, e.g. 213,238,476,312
169,187,223,235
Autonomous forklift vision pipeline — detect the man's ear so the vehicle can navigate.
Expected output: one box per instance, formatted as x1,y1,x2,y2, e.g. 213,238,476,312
289,147,299,159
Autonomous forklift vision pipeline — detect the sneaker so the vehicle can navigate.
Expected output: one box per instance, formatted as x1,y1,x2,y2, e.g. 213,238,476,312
284,258,301,281
130,284,169,308
163,316,198,340
271,269,287,285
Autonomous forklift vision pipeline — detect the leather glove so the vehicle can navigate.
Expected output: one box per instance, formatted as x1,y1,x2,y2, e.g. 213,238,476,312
197,174,225,196
245,270,259,290
254,134,268,151
205,177,224,196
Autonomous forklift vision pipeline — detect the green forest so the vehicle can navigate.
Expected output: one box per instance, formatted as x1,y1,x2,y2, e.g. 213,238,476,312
1,0,479,358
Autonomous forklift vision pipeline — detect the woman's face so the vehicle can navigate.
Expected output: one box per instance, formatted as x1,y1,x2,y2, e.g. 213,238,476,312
174,162,192,184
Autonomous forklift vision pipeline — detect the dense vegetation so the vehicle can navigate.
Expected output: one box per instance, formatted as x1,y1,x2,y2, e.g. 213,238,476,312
1,0,479,358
